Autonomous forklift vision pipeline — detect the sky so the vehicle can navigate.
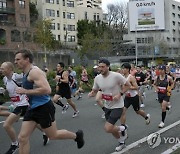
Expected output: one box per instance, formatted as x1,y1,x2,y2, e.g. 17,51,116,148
102,0,180,13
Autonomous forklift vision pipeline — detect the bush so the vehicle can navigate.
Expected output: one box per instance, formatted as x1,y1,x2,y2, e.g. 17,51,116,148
0,39,6,45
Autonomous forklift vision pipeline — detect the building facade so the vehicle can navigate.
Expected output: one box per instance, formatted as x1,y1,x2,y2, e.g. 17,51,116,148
0,0,39,52
123,0,180,66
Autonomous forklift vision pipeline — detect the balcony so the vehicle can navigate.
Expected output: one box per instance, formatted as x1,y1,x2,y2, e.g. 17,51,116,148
0,20,15,26
0,7,15,14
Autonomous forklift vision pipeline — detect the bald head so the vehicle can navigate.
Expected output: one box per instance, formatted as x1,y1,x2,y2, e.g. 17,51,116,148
1,62,14,76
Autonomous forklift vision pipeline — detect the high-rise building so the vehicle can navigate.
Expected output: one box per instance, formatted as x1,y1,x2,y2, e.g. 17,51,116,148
124,0,180,65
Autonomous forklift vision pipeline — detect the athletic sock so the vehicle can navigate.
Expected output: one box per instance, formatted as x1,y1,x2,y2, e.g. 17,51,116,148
56,100,64,107
12,141,18,146
162,111,166,122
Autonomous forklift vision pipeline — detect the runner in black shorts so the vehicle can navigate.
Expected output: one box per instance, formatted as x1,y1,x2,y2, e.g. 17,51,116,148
153,65,174,128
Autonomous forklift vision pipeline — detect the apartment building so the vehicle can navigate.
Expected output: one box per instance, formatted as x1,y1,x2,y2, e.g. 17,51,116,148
0,0,38,52
31,0,78,47
123,0,180,65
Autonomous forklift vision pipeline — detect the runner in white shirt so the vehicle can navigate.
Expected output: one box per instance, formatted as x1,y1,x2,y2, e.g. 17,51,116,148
88,59,131,152
1,62,49,154
120,63,150,128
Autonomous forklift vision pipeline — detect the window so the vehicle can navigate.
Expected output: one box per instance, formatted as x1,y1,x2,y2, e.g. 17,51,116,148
178,14,180,18
46,0,54,4
0,14,8,21
57,23,60,30
20,14,26,22
173,38,176,42
63,0,65,6
172,13,175,18
67,35,75,42
11,30,21,42
63,24,66,30
67,12,75,19
46,9,55,17
172,21,175,26
93,14,96,20
67,1,74,7
57,0,59,4
0,1,7,8
23,31,31,42
57,10,59,17
178,6,180,11
67,25,75,31
19,0,25,8
63,12,66,18
97,14,99,21
51,23,55,30
84,12,87,20
58,35,60,41
167,37,170,42
172,4,175,9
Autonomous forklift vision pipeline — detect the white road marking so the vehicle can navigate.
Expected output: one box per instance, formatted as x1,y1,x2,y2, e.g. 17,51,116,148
161,143,180,154
112,120,180,154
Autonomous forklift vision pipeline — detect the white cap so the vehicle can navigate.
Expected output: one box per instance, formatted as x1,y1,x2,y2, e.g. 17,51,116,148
93,65,98,69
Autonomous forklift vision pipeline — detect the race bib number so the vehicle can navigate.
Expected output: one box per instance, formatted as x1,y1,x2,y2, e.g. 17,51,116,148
158,87,167,94
102,93,113,101
136,76,141,81
10,96,20,102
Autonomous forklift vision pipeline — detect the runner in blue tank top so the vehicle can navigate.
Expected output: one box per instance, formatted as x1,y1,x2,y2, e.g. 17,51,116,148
15,49,84,154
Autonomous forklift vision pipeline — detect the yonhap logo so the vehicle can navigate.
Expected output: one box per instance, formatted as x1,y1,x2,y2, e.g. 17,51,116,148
147,133,161,148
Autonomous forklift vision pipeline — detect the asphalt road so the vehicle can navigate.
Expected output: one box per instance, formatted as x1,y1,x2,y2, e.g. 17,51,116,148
0,88,180,154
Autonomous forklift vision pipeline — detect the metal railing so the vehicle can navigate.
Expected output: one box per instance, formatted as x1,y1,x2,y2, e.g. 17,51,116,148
0,7,15,14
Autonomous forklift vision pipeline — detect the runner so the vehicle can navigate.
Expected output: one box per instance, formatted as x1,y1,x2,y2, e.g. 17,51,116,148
120,63,150,127
1,62,49,154
15,50,84,154
153,65,174,128
88,58,131,152
52,62,79,117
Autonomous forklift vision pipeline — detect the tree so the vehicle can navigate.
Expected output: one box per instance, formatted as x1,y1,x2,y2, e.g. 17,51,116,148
34,19,55,64
29,2,39,25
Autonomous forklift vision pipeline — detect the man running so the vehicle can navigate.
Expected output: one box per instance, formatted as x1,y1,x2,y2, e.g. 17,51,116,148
88,58,130,152
52,62,79,117
1,62,50,154
15,50,84,154
153,65,174,128
120,63,150,127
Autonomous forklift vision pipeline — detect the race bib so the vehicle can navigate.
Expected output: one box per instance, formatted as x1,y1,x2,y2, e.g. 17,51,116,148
158,87,167,94
125,92,131,97
136,76,141,81
102,93,113,101
10,96,20,102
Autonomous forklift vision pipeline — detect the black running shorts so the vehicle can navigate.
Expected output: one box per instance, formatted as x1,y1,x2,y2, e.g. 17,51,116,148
124,95,140,111
13,105,29,116
23,100,55,129
104,108,123,125
158,93,170,103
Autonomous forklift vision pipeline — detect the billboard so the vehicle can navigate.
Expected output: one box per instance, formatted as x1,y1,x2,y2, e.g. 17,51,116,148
128,0,165,31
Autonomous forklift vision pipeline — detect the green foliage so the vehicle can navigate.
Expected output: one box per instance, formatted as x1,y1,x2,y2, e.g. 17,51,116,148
34,19,55,50
29,2,39,25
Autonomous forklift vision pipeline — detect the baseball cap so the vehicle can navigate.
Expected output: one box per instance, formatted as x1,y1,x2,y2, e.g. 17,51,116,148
159,65,166,70
98,58,110,66
93,65,98,69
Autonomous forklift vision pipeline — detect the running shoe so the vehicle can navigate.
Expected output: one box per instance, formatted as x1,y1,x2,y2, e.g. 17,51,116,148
43,134,49,146
5,144,19,154
101,113,105,119
115,143,126,152
75,130,85,149
72,111,79,118
62,104,69,114
158,121,165,128
140,104,145,108
145,114,150,125
77,96,82,100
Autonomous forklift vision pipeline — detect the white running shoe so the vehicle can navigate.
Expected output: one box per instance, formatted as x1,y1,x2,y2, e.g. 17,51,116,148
145,114,150,125
158,121,165,128
115,143,126,152
140,104,145,108
62,104,69,114
72,111,79,118
101,113,105,119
